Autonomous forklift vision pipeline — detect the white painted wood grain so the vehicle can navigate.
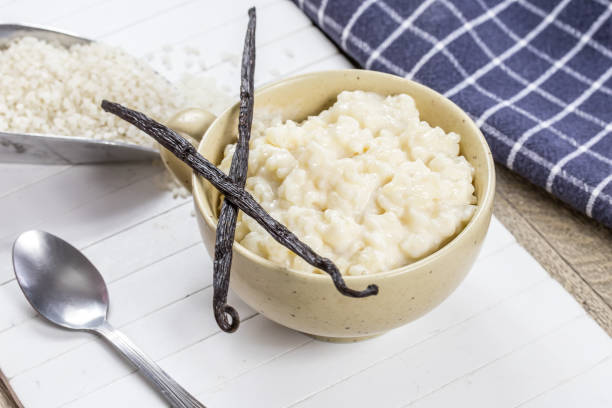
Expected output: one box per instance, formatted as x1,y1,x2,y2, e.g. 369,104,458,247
63,315,312,408
292,52,354,75
78,202,201,283
203,25,339,94
41,176,189,251
172,0,312,68
0,280,35,332
0,1,16,9
100,0,279,56
0,0,105,24
50,0,197,39
517,356,612,408
142,1,315,85
0,164,70,199
0,163,162,281
0,163,157,240
9,287,254,408
1,1,611,408
406,316,612,408
290,279,587,408
479,216,516,257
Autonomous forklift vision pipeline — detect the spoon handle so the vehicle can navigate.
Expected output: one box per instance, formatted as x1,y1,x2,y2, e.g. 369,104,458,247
95,321,205,408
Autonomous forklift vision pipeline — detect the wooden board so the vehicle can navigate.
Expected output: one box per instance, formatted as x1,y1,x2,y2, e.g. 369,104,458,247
1,1,611,407
494,165,612,336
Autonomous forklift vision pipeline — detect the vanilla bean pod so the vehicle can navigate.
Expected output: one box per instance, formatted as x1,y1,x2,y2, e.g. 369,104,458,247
100,101,378,298
212,7,256,333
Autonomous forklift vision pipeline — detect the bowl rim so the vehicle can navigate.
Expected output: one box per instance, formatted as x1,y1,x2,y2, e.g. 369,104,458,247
192,69,496,282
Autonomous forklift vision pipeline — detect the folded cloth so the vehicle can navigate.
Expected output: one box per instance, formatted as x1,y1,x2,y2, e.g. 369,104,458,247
293,0,612,228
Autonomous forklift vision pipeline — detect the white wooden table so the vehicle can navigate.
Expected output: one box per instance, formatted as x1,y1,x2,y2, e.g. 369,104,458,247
0,1,611,407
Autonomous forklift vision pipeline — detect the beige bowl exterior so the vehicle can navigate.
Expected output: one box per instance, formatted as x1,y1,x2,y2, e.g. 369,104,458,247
188,70,495,340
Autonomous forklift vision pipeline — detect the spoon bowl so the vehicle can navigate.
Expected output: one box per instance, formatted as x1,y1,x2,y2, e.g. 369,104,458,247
13,230,108,330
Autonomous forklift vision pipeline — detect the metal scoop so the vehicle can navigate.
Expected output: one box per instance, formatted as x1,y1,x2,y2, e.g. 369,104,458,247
12,230,206,407
0,24,160,164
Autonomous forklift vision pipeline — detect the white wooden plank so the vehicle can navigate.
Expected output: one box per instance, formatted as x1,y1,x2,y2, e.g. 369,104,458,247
203,25,339,95
101,0,279,56
479,216,516,257
79,202,201,282
0,1,17,9
0,243,211,377
407,316,612,408
292,52,355,75
0,281,35,332
178,0,311,65
161,316,307,395
106,244,211,327
63,315,311,408
0,163,169,284
0,162,157,243
42,176,188,251
0,164,70,199
251,24,339,85
0,318,89,379
64,373,166,408
0,0,104,24
9,287,253,408
517,356,612,408
290,279,586,408
10,332,133,408
191,243,550,407
120,290,253,366
50,0,195,40
145,0,313,84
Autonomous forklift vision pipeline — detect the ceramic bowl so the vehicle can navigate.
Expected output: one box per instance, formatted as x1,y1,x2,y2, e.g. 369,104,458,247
164,69,495,341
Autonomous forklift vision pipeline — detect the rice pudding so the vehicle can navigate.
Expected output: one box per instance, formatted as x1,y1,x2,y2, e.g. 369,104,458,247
219,91,476,276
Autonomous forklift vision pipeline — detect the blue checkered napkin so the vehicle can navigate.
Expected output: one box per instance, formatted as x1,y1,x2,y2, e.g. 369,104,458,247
292,0,612,228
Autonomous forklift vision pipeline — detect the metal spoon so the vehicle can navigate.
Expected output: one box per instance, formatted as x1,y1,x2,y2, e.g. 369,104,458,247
12,230,205,408
0,24,159,164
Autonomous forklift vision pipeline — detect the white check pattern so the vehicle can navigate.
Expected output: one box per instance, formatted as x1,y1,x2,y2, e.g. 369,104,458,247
294,0,612,227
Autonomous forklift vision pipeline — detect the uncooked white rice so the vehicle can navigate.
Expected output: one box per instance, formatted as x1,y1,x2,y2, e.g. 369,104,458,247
0,37,182,147
0,36,233,147
0,36,235,196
